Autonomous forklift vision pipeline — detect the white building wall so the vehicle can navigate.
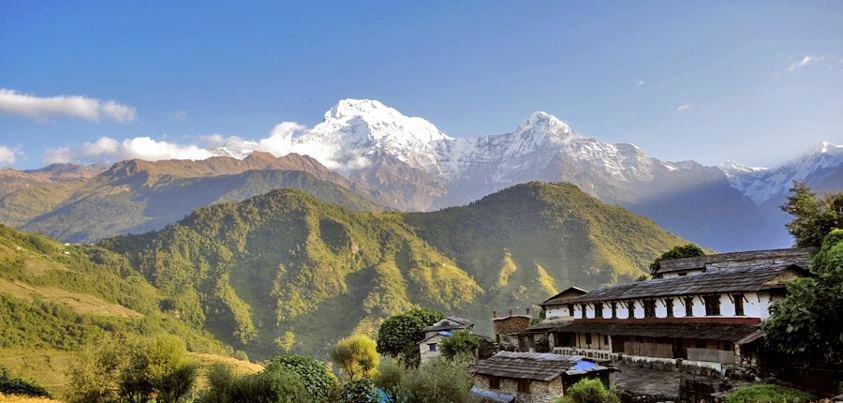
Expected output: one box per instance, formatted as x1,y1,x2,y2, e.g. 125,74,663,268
633,301,645,319
692,297,706,317
545,306,570,319
655,298,668,318
585,304,595,319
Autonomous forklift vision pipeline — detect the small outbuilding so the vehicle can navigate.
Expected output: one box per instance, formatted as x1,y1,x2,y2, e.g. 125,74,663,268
471,351,611,403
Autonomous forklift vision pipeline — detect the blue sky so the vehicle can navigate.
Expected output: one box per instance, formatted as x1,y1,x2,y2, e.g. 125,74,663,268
1,0,841,169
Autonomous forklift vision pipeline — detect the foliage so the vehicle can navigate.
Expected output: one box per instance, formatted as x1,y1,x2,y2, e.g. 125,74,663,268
376,308,443,363
397,356,474,403
762,229,843,369
338,379,377,403
724,383,813,403
263,354,336,401
534,338,551,353
331,335,380,381
0,367,51,398
781,183,843,247
198,364,237,403
555,378,618,403
373,358,403,402
440,331,478,360
226,369,310,403
648,243,705,275
66,335,198,403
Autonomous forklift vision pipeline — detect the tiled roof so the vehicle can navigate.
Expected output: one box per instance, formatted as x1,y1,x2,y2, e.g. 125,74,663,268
574,264,806,302
540,286,589,306
657,247,814,275
553,321,759,342
472,352,602,381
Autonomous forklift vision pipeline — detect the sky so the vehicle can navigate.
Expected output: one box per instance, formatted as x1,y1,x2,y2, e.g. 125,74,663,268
1,0,842,169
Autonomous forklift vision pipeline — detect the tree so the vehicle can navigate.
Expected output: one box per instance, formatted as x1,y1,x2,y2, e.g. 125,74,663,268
263,354,336,401
397,356,474,403
227,369,309,403
118,336,199,403
648,243,705,275
331,334,380,380
440,331,479,360
376,308,443,365
555,378,618,403
762,229,843,369
724,384,812,403
338,379,377,403
781,183,843,247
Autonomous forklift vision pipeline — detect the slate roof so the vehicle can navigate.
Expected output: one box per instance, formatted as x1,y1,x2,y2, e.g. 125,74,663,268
657,247,814,275
520,320,570,334
472,352,602,381
540,286,589,307
422,316,474,332
553,321,759,342
574,263,806,302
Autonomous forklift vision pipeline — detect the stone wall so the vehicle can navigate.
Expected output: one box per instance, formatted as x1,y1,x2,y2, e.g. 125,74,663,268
473,374,563,403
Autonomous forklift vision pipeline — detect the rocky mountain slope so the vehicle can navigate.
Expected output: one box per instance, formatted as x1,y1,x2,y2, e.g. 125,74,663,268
102,182,686,359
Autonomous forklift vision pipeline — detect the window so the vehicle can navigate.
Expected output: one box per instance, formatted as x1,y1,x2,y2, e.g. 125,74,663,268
603,335,609,345
567,304,574,316
595,302,603,318
665,298,674,317
684,297,694,317
627,301,635,318
428,343,437,352
610,302,617,319
733,294,744,316
489,377,500,390
517,379,530,393
695,339,706,349
704,295,721,316
643,299,656,318
585,333,593,345
581,304,588,318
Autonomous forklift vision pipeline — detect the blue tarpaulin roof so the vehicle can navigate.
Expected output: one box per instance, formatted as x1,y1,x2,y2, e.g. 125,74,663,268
470,386,516,402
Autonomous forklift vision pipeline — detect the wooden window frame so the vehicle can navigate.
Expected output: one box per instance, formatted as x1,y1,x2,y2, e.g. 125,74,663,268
733,294,744,316
489,376,501,390
517,379,530,393
704,295,721,316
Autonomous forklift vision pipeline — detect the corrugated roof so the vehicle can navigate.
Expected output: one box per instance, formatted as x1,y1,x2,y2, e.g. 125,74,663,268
657,247,814,275
472,352,604,381
553,321,759,342
575,263,805,302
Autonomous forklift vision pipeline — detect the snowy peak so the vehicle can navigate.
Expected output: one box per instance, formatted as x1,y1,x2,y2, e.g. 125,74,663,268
513,111,576,143
317,98,452,143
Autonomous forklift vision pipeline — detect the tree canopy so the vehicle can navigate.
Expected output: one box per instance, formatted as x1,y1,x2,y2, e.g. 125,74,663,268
648,243,705,275
440,331,479,360
781,183,843,247
331,334,380,381
376,308,443,365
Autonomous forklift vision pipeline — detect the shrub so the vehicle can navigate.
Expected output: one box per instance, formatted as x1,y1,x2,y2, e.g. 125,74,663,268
724,383,813,403
0,367,51,398
556,378,618,403
338,379,377,403
648,243,705,275
376,309,443,365
119,336,199,402
227,370,309,403
440,331,478,360
263,354,336,401
373,358,403,401
398,356,473,403
331,334,380,380
199,364,237,403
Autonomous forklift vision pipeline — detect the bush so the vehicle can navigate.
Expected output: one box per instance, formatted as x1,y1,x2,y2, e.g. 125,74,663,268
227,370,309,403
376,309,443,365
199,364,237,403
373,358,403,401
648,243,705,275
398,356,473,403
338,379,377,403
440,331,478,360
331,334,380,380
263,354,336,401
556,378,618,403
724,384,813,403
0,367,51,398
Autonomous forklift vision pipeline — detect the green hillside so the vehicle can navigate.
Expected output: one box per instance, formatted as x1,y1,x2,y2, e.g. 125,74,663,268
102,182,686,360
23,169,381,243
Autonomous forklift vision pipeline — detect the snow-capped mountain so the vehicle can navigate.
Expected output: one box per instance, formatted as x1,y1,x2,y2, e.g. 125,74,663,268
720,141,843,204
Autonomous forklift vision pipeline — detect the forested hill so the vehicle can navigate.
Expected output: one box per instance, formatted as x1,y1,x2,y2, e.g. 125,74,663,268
102,182,686,359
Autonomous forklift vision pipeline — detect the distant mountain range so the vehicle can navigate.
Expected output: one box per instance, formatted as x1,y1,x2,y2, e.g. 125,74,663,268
102,182,685,358
1,98,840,250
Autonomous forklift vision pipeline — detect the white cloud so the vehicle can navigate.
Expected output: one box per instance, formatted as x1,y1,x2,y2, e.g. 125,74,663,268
789,55,823,71
676,103,693,112
0,145,17,166
0,88,136,122
44,136,213,164
637,80,645,87
172,111,189,120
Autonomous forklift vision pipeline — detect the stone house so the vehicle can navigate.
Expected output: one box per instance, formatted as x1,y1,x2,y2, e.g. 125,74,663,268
492,309,532,346
518,248,813,374
419,316,474,363
471,351,611,403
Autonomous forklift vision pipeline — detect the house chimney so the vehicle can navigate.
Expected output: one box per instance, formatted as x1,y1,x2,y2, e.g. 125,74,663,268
493,310,497,318
526,308,530,315
509,309,513,316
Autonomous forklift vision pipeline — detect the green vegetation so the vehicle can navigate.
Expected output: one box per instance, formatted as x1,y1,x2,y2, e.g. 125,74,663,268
394,356,474,403
331,334,380,381
763,228,843,369
724,383,813,403
67,335,199,403
376,308,443,365
0,367,51,398
556,378,618,403
440,331,478,360
781,182,843,247
262,354,337,401
337,379,377,403
648,243,706,275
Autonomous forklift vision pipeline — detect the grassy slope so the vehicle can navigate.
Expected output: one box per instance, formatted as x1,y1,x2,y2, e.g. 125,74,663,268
0,225,239,394
103,183,687,359
23,169,381,243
